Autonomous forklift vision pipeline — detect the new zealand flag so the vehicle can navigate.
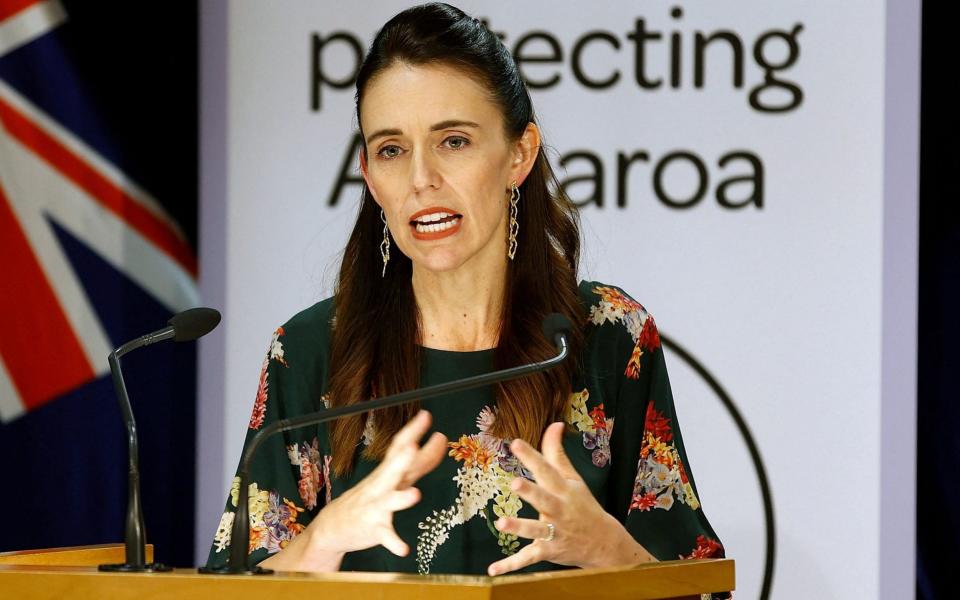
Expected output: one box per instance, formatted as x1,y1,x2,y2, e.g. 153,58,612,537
0,0,198,566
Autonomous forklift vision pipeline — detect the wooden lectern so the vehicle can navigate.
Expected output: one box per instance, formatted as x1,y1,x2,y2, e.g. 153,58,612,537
0,544,734,600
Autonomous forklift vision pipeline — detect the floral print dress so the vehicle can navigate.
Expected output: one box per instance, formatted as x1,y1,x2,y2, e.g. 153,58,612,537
206,281,726,582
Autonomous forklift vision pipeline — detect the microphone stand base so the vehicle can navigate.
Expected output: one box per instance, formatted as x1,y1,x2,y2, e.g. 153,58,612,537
198,564,274,575
98,562,174,573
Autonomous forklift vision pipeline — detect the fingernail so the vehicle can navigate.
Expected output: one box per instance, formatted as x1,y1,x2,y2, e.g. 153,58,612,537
495,518,504,529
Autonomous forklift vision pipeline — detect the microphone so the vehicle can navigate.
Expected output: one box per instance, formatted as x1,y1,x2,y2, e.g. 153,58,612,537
99,307,222,573
201,313,573,575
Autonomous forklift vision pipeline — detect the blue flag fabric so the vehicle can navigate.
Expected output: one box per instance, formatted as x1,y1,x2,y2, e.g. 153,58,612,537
0,0,198,566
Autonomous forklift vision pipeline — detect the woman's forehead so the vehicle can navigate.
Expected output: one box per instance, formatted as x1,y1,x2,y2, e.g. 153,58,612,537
360,62,501,131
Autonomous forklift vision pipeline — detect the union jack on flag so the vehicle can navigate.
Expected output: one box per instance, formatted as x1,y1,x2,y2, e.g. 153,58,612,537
0,0,198,422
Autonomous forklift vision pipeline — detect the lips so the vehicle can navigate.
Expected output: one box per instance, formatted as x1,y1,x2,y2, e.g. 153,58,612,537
409,206,463,241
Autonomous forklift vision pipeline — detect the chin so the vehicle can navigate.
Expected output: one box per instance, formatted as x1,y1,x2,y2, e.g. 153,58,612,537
413,250,467,274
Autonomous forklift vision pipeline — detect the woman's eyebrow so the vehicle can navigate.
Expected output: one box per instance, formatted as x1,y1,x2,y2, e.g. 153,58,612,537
430,119,480,131
365,128,402,145
365,120,480,145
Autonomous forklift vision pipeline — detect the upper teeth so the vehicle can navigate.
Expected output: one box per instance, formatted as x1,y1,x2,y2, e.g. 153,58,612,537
414,214,460,234
415,212,450,223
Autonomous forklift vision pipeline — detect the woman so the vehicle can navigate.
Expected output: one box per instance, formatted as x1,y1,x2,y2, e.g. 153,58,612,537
207,2,725,579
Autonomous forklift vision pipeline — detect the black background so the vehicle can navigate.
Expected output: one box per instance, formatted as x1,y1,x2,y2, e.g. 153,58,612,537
57,0,198,248
916,1,959,597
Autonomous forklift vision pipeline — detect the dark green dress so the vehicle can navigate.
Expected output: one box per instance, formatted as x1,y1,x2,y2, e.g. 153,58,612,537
206,281,725,576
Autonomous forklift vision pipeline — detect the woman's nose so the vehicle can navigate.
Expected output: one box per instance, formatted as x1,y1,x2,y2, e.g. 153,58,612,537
409,147,441,192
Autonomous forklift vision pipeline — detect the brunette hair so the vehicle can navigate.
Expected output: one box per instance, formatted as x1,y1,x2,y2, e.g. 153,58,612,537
327,2,584,476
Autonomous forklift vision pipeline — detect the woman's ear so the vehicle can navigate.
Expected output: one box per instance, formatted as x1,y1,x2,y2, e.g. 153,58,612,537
509,122,541,187
358,146,382,207
358,146,369,182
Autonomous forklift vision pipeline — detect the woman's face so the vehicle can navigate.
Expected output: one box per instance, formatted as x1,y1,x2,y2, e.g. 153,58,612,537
359,62,537,275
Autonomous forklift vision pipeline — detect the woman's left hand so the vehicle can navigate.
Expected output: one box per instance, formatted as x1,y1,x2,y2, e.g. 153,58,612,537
487,422,657,576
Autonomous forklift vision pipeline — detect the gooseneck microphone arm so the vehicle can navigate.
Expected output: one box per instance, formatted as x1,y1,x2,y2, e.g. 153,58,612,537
99,307,221,573
205,316,571,575
108,345,150,570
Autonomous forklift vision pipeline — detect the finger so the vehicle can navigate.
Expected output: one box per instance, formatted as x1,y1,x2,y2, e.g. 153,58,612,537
401,431,448,486
495,516,555,542
377,442,419,486
382,487,421,512
387,410,432,454
508,477,563,515
378,524,410,557
487,544,542,576
541,422,581,480
509,438,565,491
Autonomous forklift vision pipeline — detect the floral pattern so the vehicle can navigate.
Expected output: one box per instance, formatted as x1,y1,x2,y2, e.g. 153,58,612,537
683,535,724,559
210,285,725,581
629,403,700,513
287,437,328,510
588,286,660,379
361,412,375,447
566,388,614,467
416,405,528,574
212,477,307,555
249,327,288,430
211,511,234,553
417,389,625,574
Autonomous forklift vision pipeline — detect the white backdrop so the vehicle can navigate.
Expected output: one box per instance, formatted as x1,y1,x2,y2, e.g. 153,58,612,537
197,2,919,598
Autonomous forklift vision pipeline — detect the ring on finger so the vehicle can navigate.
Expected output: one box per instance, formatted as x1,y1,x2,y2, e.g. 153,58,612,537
540,522,556,542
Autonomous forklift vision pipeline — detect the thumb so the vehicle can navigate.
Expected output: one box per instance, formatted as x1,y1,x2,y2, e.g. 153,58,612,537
379,524,410,557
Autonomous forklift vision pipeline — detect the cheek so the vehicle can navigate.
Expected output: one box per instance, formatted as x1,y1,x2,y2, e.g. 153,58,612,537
461,158,510,220
471,194,508,238
367,170,403,210
365,165,387,192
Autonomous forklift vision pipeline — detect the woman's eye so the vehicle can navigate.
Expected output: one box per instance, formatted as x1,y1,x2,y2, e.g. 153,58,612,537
444,136,469,150
377,145,402,159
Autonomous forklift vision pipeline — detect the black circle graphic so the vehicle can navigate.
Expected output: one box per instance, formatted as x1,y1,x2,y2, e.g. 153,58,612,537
661,334,776,600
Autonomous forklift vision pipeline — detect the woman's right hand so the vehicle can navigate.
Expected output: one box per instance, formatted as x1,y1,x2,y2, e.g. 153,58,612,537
260,410,447,572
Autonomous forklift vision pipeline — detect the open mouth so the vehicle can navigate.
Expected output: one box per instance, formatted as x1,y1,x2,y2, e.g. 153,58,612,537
410,211,462,233
409,207,463,239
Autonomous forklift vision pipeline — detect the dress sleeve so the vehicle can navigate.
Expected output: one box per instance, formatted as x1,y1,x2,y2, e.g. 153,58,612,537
204,326,329,568
615,329,731,600
591,290,725,564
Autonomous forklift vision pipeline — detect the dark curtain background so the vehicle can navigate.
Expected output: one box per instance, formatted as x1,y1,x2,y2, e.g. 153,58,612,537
916,1,959,597
0,2,198,567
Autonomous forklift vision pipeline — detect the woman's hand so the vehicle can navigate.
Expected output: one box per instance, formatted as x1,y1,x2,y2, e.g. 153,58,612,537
261,410,447,572
487,422,656,576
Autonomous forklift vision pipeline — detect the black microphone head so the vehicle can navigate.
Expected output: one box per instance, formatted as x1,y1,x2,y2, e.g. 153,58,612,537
542,313,573,345
168,307,221,342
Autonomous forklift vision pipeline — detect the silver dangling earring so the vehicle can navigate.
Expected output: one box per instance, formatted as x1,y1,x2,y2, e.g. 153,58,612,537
507,181,519,260
380,209,391,277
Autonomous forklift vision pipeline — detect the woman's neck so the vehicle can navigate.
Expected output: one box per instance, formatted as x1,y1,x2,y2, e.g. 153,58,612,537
412,258,507,351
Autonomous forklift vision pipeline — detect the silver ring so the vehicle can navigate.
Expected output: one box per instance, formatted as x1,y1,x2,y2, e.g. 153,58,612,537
541,522,556,542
